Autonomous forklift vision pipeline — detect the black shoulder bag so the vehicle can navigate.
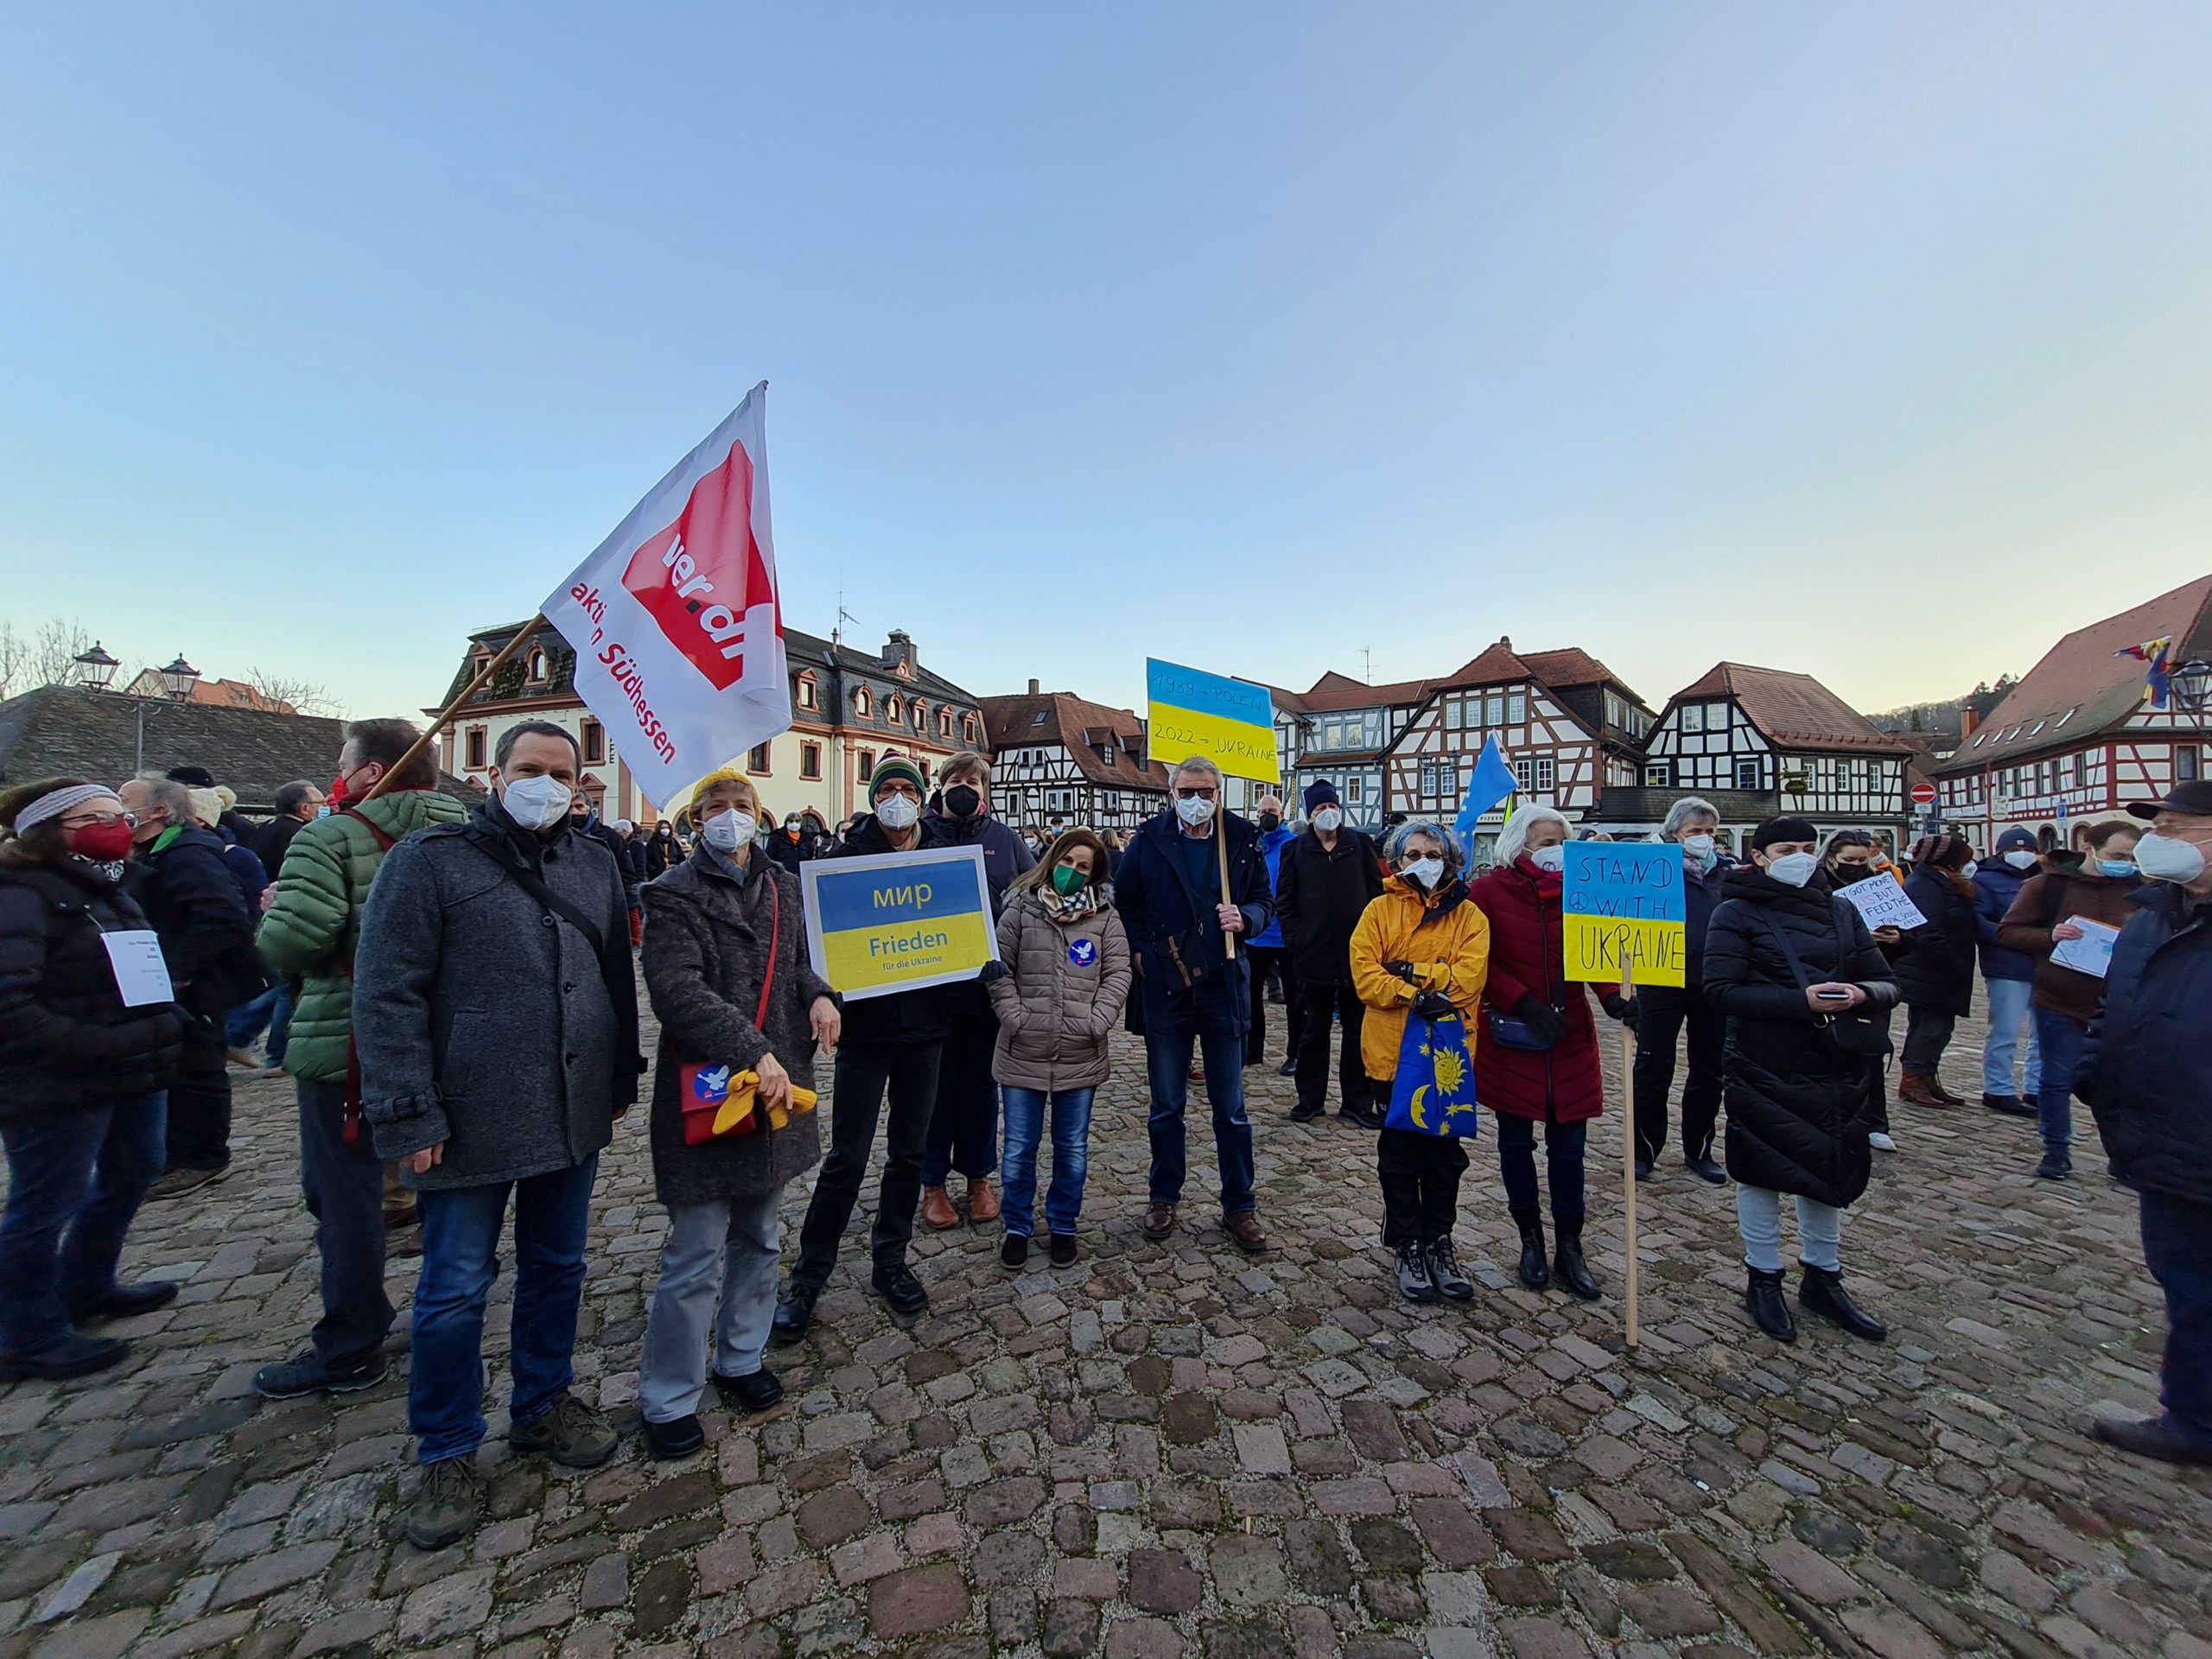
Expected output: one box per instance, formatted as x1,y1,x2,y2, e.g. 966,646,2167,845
1755,906,1892,1058
462,825,632,1020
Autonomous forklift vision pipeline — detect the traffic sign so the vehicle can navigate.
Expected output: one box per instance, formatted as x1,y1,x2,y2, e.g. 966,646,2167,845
1910,782,1937,806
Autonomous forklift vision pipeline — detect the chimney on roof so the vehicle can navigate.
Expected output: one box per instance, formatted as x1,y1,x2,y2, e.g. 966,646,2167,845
1961,705,1980,740
882,630,917,672
1499,636,1512,650
1028,678,1039,696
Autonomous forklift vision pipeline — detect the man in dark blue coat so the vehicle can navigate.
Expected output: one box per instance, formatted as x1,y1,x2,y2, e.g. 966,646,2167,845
1116,757,1274,1252
1972,826,2042,1115
2079,781,2212,1466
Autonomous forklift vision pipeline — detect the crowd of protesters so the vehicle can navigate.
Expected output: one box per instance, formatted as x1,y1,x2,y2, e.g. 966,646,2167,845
4,723,2208,1554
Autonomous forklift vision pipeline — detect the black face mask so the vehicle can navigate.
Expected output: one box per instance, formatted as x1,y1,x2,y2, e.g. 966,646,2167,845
1258,812,1281,832
1829,862,1872,886
946,785,982,818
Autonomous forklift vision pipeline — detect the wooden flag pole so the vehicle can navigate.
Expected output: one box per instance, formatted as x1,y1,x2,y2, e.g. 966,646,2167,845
1217,814,1238,960
1619,958,1640,1347
359,615,546,806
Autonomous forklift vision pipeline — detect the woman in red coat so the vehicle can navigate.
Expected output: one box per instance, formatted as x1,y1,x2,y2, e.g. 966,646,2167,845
1468,808,1635,1299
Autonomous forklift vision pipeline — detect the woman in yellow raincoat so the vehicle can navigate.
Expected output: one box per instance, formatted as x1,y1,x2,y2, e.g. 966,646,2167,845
1350,820,1491,1305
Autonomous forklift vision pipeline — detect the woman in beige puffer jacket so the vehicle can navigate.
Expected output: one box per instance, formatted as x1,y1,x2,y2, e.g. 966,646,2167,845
987,829,1132,1268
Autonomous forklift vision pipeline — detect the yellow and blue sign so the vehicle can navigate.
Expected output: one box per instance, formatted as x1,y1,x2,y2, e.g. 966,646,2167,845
802,846,998,1001
1146,658,1279,781
1561,842,1687,988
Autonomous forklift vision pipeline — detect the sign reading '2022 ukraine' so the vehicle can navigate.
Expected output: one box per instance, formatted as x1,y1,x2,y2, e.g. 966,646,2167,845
1560,841,1688,988
801,846,999,1001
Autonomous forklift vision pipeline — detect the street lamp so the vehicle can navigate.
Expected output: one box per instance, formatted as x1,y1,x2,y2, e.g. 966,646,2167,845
156,654,201,702
2173,658,2212,716
73,643,120,691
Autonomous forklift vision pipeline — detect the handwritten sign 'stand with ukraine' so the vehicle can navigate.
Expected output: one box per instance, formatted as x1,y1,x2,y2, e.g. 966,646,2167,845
801,846,997,1001
1145,658,1279,780
1560,841,1687,988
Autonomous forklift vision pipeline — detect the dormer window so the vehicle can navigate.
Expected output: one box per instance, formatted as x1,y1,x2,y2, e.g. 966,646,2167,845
526,648,549,683
885,696,902,723
797,673,817,711
855,688,873,718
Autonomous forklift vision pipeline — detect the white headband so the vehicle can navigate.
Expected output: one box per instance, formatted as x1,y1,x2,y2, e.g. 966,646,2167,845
13,784,120,835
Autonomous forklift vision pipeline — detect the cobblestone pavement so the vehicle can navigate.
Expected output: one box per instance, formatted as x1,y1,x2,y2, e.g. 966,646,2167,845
3,992,2209,1659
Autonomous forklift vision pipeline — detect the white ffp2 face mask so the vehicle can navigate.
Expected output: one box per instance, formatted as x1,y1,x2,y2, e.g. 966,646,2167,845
1529,845,1566,874
1312,806,1343,833
2004,849,2037,870
2135,830,2209,885
1764,851,1818,887
1403,856,1444,888
1176,795,1217,827
1681,834,1716,859
501,774,573,831
703,810,755,853
875,794,920,830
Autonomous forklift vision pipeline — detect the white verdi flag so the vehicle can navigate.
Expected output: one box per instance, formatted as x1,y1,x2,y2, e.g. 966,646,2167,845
542,383,790,810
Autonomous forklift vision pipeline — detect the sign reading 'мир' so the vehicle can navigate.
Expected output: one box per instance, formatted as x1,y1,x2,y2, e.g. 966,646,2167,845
1146,658,1279,780
801,845,998,1001
1561,841,1687,988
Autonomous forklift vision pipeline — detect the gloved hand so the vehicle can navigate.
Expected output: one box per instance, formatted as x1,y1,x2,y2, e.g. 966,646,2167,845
1385,960,1416,983
976,960,1014,985
1413,990,1456,1022
1512,995,1570,1046
1601,993,1639,1030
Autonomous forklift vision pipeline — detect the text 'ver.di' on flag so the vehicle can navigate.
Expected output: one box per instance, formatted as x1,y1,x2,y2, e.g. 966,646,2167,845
542,384,790,809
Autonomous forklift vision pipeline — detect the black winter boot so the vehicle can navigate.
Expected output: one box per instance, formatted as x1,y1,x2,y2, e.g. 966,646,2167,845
1745,1267,1796,1341
1515,1218,1549,1290
1395,1243,1438,1303
1552,1224,1601,1301
1797,1265,1886,1342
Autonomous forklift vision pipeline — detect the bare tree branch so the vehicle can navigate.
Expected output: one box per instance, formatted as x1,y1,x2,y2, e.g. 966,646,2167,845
0,621,25,700
245,667,342,717
29,618,95,689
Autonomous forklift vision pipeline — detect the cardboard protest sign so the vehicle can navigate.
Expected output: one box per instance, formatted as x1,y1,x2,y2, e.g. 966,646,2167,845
803,846,997,1001
1146,658,1278,780
1835,876,1927,932
1560,842,1687,988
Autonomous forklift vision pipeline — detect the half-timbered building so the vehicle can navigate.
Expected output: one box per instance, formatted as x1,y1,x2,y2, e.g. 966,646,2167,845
1926,575,2212,851
980,682,1170,837
1267,671,1440,829
1618,663,1911,854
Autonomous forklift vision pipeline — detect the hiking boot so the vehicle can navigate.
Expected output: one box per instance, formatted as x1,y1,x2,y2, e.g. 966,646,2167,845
920,1185,960,1230
965,1177,1000,1224
253,1348,389,1400
1426,1236,1473,1301
64,1279,179,1324
1982,1092,2037,1119
405,1456,482,1551
1897,1071,1948,1109
509,1393,618,1469
1553,1225,1601,1301
1745,1267,1796,1341
1797,1265,1885,1342
2035,1153,2074,1180
1142,1203,1178,1241
144,1163,229,1201
1000,1234,1029,1270
715,1369,785,1414
0,1332,129,1383
771,1284,817,1346
1340,1104,1385,1130
1395,1243,1437,1303
873,1262,930,1319
1224,1211,1268,1254
1515,1219,1549,1291
1049,1233,1079,1268
643,1414,705,1460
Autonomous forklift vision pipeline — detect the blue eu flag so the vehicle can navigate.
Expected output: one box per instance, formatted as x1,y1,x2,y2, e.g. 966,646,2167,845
1384,1009,1480,1139
1453,736,1518,865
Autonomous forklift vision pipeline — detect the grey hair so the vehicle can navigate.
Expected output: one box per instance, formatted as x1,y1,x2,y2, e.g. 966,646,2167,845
1172,756,1224,788
273,780,318,817
1494,804,1570,867
1661,797,1720,838
135,775,199,825
1385,817,1463,874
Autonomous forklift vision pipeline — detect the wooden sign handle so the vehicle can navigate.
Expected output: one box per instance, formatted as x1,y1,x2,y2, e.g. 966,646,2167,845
1619,959,1639,1348
1217,818,1237,960
359,615,545,806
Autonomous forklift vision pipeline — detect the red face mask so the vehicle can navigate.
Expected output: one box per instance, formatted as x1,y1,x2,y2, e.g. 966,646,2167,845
327,772,350,807
70,820,137,862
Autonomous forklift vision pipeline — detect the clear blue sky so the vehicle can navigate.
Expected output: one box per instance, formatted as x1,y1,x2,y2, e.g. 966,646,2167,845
4,5,2209,721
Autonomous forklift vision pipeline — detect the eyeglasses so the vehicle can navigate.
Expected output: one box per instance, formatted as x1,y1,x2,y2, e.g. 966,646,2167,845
60,810,137,830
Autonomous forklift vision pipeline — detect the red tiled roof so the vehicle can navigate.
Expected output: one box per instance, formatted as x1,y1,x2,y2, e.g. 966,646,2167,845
1442,639,1532,687
979,691,1171,792
1675,662,1911,754
1294,672,1439,713
1518,648,1616,691
1931,575,2212,775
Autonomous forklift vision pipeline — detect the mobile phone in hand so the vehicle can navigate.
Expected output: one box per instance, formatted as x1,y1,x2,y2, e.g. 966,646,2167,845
1815,988,1853,1001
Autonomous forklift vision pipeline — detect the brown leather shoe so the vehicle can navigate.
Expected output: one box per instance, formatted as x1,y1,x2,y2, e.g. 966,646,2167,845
965,1177,1000,1224
920,1185,960,1231
1142,1203,1178,1241
1897,1071,1948,1109
1224,1211,1268,1254
1927,1075,1967,1107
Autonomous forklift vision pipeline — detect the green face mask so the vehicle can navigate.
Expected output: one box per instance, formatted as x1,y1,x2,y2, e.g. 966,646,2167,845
1052,863,1089,896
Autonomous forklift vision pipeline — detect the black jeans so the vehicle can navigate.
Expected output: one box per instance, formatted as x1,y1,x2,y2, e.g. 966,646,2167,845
1901,1007,1956,1074
297,1078,391,1367
921,1011,999,1185
166,1017,232,1171
1631,984,1726,1162
2141,1191,2212,1440
1376,1124,1468,1249
1294,981,1370,1115
1496,1114,1586,1230
791,1039,943,1291
1245,946,1300,1064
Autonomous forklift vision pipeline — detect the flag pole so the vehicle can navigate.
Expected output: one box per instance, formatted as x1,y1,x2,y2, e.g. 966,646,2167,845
1217,804,1238,960
1619,957,1640,1347
359,615,545,806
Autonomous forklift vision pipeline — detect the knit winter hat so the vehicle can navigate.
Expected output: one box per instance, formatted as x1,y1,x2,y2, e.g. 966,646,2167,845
1910,834,1971,871
1994,826,2037,855
1750,815,1819,851
870,755,927,804
1302,779,1341,812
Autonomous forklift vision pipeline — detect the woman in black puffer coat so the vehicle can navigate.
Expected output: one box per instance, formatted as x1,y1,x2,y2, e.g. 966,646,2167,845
1891,836,1980,1109
0,779,186,1383
1706,817,1897,1346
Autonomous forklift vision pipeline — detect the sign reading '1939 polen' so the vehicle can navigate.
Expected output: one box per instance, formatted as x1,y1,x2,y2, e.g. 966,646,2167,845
801,846,999,1001
1560,841,1687,988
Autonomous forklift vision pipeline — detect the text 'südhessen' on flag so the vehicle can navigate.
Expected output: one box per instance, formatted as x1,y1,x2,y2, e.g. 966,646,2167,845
542,384,791,810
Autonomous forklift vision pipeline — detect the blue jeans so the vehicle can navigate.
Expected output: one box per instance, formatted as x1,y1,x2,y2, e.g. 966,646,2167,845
2032,1007,2088,1160
226,982,294,1065
409,1154,598,1465
1737,1184,1841,1272
1000,1087,1096,1236
1143,1009,1256,1216
639,1187,785,1425
0,1094,166,1356
2140,1192,2212,1440
1980,977,2040,1097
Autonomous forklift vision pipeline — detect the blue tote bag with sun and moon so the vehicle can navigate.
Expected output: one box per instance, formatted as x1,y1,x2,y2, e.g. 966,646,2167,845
1384,1008,1481,1138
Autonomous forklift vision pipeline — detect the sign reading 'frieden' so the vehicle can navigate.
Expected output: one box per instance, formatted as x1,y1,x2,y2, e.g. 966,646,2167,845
1560,841,1687,988
801,846,999,1001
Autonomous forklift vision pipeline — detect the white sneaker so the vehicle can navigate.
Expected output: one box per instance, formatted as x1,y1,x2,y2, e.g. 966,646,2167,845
1868,1132,1897,1153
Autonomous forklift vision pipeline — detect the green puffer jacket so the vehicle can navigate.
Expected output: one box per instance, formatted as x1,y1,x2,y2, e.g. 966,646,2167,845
256,789,468,1083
